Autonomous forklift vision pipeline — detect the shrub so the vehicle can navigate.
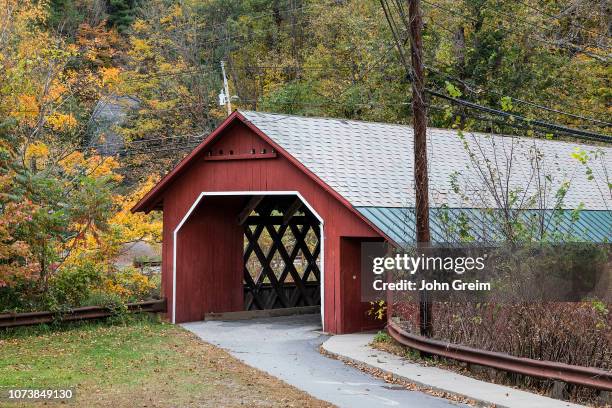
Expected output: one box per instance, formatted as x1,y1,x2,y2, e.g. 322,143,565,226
393,300,611,403
1,261,159,313
373,331,391,343
81,289,129,323
81,290,124,309
46,262,104,310
0,277,41,312
103,267,156,302
393,300,611,370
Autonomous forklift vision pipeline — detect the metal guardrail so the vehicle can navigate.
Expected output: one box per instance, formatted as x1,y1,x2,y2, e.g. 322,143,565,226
387,321,612,391
0,299,166,328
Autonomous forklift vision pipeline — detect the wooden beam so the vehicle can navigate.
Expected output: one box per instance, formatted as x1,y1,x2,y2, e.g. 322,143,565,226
244,215,316,225
204,152,277,161
282,198,303,225
237,195,264,225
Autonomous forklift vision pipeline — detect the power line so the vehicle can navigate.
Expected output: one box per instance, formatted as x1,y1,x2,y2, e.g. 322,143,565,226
160,2,322,34
6,61,610,140
481,0,610,51
423,20,610,119
422,0,609,61
82,131,208,151
378,0,611,143
427,103,602,140
83,95,610,164
512,0,611,41
99,99,605,163
424,65,612,127
115,63,612,129
426,88,611,142
375,2,611,125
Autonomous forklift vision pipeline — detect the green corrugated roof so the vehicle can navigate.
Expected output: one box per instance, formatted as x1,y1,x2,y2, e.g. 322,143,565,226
357,207,612,244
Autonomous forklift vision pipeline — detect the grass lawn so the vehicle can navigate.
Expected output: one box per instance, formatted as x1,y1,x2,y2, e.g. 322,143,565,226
0,316,332,407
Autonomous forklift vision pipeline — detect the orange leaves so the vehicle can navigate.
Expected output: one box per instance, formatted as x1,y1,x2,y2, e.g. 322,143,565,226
46,82,68,103
76,21,121,67
59,151,87,175
88,156,123,181
100,66,122,88
0,200,39,285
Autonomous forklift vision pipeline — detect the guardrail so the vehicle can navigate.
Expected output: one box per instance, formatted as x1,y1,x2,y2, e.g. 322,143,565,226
0,299,166,328
387,321,612,391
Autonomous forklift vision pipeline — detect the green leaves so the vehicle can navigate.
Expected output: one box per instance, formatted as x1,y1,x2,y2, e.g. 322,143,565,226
500,96,513,112
445,81,462,98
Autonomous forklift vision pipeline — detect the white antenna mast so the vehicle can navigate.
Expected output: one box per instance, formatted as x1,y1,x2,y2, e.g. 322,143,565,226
220,61,232,116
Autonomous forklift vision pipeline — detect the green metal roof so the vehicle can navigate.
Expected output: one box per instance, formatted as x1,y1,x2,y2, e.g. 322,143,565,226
357,207,612,244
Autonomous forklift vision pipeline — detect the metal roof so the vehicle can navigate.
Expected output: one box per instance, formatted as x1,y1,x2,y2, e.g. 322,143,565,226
241,110,611,211
357,207,611,244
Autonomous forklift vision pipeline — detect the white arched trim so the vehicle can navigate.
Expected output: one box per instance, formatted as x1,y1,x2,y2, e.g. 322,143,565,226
172,191,325,328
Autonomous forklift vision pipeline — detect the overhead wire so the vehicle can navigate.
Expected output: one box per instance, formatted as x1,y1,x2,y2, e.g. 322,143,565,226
378,0,611,143
424,65,612,127
426,89,611,142
421,0,609,61
511,0,611,41
5,0,611,151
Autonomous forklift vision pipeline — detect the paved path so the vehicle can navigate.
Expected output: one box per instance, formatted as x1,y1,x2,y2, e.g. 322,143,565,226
183,314,463,408
323,334,583,408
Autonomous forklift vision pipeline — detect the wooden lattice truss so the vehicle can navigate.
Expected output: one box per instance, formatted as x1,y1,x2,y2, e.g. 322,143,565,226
240,196,321,310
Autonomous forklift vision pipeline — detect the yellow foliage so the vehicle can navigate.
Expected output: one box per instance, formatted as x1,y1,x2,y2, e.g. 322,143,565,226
76,21,120,66
87,156,123,181
25,141,49,164
367,300,387,320
130,38,154,59
59,151,86,175
104,268,156,300
159,4,184,28
47,82,68,102
59,153,122,181
109,175,162,244
13,95,39,124
104,279,132,298
47,112,78,131
101,67,121,87
132,19,148,33
62,175,162,270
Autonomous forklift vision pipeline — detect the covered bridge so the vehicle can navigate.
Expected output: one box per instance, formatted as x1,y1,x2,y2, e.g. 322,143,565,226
132,111,611,334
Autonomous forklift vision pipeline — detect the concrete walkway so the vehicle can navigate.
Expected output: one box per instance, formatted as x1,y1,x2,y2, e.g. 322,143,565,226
322,333,584,408
183,314,463,408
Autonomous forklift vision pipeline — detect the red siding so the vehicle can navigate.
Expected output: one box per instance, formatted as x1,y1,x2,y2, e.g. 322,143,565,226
174,196,244,322
160,120,383,333
340,238,386,333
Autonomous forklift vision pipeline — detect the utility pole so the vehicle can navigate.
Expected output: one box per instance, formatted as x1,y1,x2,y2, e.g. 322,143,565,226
408,0,432,337
220,61,232,116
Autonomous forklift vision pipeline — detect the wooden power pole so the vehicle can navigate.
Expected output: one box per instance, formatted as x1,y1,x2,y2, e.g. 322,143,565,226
408,0,432,337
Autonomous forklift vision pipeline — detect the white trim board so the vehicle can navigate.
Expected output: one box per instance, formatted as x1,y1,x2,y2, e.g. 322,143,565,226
172,191,325,329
